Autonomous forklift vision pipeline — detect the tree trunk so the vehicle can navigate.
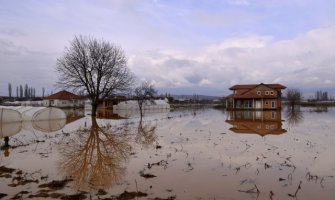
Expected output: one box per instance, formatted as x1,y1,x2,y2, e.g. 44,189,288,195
4,137,9,147
139,105,143,119
91,116,99,129
138,102,144,119
91,103,98,117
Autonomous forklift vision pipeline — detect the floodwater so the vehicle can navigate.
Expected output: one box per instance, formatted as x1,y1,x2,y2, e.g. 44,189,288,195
1,107,335,199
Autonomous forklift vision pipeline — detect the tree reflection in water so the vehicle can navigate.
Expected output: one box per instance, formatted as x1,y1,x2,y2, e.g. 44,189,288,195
58,117,131,191
136,119,157,148
313,105,328,113
285,106,304,127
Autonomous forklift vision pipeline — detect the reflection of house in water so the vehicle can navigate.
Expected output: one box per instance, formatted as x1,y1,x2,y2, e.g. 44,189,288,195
226,110,287,136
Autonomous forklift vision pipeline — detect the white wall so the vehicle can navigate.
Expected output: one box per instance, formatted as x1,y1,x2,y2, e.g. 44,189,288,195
43,99,84,108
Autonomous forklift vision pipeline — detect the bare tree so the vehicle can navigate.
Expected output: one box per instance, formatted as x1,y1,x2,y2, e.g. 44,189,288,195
315,90,329,101
19,85,23,98
134,81,157,119
285,88,302,108
8,83,12,98
24,84,28,98
136,120,157,148
29,87,32,98
285,106,304,127
56,35,134,116
192,94,199,104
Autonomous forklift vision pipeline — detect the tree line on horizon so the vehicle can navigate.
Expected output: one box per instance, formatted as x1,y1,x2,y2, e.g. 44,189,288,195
7,83,47,100
313,90,332,101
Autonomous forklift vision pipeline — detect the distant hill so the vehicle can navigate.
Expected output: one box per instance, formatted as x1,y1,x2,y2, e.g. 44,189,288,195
171,94,223,101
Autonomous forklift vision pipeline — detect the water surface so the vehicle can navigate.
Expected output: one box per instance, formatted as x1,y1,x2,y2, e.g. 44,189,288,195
0,107,334,199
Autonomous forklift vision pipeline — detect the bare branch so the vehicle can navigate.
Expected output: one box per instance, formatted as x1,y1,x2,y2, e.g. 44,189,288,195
56,35,134,116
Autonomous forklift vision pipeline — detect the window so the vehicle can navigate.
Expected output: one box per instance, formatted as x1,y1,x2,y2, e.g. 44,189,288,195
271,101,276,108
237,112,241,118
271,111,276,119
265,101,269,105
270,91,274,95
257,91,261,95
244,100,252,108
236,100,241,108
265,91,269,95
244,111,253,119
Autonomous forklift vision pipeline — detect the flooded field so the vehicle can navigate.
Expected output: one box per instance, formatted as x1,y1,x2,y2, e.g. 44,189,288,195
1,107,335,199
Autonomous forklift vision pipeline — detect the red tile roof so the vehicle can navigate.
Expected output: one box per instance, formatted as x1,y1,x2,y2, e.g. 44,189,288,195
45,90,82,100
229,83,286,90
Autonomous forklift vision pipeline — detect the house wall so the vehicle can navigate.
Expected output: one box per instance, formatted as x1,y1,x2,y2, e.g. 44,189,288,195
43,100,50,107
229,110,281,121
43,99,84,108
262,110,280,120
262,99,279,109
230,98,282,109
234,121,281,131
244,85,279,97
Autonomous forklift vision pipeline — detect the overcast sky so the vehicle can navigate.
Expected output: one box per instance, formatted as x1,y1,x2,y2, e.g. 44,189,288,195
1,0,335,97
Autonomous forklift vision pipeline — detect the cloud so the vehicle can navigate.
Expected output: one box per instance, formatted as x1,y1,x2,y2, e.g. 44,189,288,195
0,38,58,96
129,26,335,95
227,0,250,6
1,1,335,96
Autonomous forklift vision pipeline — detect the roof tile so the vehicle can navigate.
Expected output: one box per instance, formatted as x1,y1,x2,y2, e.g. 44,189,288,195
229,83,286,90
45,90,82,100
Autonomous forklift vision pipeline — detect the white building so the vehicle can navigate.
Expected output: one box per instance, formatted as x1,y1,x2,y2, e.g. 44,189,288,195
113,99,170,110
43,90,84,108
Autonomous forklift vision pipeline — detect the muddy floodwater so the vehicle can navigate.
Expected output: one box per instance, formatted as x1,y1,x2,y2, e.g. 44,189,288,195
1,107,335,199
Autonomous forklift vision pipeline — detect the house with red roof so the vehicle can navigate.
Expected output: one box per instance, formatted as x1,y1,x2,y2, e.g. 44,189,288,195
226,83,286,110
43,90,84,108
